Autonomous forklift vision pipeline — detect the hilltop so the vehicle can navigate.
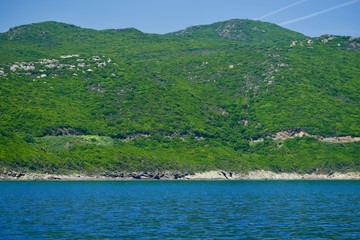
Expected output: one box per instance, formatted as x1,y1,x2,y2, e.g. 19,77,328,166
0,19,359,177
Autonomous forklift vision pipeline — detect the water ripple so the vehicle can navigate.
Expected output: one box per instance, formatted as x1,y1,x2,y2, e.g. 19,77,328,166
0,180,359,239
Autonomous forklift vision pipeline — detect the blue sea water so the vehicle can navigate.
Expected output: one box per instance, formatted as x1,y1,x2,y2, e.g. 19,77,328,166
0,180,359,239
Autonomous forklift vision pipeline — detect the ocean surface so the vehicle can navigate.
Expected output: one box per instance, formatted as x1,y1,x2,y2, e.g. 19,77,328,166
0,180,359,239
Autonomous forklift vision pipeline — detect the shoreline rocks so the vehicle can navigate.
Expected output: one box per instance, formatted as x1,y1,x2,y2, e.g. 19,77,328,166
1,170,359,181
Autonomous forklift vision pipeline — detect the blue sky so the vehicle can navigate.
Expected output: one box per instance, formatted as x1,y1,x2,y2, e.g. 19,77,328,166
1,0,359,37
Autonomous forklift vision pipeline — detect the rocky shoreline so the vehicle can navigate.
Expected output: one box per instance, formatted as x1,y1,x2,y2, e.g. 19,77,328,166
1,170,360,181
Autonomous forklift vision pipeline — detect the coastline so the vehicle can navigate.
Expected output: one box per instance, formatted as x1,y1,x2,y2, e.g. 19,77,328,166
1,170,360,181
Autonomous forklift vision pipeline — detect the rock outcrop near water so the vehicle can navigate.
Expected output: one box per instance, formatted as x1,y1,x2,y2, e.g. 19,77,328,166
1,170,359,181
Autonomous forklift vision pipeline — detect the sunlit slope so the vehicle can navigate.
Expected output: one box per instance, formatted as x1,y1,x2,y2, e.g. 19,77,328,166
0,20,359,173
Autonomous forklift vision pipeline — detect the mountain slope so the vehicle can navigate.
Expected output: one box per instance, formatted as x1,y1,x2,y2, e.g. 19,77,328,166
0,20,359,174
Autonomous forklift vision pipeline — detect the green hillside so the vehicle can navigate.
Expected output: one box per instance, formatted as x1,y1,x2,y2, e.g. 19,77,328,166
0,19,359,174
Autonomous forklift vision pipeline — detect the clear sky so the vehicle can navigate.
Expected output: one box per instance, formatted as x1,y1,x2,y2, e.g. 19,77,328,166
1,0,359,37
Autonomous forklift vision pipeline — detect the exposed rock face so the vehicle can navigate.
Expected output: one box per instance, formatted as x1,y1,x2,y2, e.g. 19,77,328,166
1,55,112,78
60,54,80,59
10,63,35,71
320,136,360,143
1,170,359,181
185,171,232,180
252,130,360,144
243,170,360,180
99,172,189,180
2,170,25,179
273,130,310,141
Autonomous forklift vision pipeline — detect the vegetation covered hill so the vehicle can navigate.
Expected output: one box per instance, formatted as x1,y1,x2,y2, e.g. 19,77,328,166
0,19,359,174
